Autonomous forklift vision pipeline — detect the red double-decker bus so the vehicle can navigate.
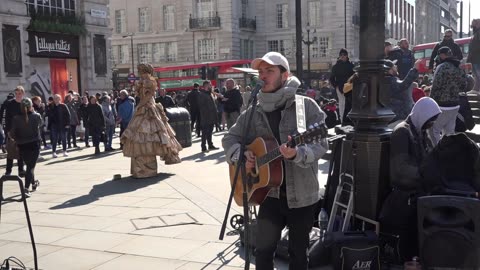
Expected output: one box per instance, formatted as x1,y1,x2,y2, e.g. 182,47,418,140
153,60,252,92
412,37,472,74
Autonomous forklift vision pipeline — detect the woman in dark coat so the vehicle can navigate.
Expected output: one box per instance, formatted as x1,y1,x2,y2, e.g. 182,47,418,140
9,98,43,197
86,96,105,155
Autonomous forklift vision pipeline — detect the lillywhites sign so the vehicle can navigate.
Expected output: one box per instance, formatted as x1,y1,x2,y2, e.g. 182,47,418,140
28,31,79,58
35,36,71,54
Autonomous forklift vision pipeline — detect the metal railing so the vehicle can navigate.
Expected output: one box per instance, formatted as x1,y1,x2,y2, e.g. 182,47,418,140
239,17,256,30
189,13,221,29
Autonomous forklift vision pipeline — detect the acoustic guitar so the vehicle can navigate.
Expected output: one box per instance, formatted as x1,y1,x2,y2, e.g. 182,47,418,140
229,123,328,206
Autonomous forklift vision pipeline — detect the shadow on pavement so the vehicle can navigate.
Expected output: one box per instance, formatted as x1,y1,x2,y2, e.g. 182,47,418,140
44,150,121,165
181,150,225,164
49,173,173,210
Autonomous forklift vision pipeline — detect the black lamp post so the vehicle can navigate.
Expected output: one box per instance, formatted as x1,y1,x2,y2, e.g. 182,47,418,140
295,0,303,81
303,24,317,88
340,0,395,221
122,33,135,74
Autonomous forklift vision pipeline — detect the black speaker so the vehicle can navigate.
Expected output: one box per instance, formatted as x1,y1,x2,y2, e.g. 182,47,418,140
418,195,480,269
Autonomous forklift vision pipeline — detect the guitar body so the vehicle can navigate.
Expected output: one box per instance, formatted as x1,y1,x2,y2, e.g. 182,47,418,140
229,137,284,206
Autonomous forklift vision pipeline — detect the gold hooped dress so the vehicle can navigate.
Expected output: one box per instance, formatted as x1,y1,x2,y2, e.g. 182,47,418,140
120,71,182,178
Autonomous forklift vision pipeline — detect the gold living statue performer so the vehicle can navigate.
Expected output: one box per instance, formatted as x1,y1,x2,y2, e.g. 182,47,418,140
121,64,182,178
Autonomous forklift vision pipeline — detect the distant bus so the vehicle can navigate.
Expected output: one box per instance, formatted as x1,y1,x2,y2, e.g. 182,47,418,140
153,60,252,92
412,37,472,74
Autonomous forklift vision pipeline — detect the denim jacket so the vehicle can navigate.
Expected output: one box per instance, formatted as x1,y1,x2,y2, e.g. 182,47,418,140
222,79,328,208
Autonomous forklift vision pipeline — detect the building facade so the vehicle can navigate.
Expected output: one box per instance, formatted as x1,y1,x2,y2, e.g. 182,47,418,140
0,0,111,101
416,0,441,44
415,0,459,45
385,0,416,44
109,0,362,89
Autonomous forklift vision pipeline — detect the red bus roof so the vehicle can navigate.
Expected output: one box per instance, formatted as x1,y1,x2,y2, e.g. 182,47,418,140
413,37,472,51
154,59,251,72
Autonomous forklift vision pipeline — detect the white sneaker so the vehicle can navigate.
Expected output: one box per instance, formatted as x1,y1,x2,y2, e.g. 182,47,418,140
63,151,68,157
52,153,58,158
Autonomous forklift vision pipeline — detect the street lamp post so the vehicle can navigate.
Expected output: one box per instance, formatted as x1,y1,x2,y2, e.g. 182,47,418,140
122,33,135,74
302,24,317,88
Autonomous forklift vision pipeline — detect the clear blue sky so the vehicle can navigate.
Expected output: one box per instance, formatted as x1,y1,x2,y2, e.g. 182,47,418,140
460,0,480,35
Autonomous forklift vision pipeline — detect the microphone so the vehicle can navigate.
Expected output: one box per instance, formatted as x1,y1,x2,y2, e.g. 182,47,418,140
248,80,264,104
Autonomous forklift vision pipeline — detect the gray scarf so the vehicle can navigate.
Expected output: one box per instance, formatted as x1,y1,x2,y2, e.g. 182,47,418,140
257,76,300,112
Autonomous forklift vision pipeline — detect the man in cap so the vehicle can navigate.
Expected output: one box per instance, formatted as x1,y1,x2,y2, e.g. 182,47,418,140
329,48,355,124
222,52,328,269
388,38,415,79
429,46,467,145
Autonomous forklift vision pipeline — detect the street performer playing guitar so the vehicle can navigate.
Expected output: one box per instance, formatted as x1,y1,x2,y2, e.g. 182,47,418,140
222,52,328,270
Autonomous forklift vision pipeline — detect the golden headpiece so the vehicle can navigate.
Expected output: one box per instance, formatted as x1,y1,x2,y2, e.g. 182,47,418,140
138,63,154,75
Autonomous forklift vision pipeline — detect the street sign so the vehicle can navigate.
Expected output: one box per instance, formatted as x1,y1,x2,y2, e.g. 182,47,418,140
128,73,136,84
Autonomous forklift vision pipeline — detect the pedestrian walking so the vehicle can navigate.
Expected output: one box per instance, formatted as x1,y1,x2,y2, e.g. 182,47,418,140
9,98,43,197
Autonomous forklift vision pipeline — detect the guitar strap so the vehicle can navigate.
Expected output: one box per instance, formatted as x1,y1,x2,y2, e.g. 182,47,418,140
295,95,325,131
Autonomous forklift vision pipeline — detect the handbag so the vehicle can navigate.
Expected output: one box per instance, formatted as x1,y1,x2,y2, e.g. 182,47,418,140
6,138,19,160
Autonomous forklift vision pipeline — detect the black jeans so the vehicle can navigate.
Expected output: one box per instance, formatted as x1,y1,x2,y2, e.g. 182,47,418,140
18,141,40,189
190,111,201,136
67,125,77,146
51,126,67,152
200,124,214,150
255,196,315,270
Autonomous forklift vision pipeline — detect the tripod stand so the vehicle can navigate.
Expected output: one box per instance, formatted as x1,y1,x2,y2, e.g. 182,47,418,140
219,82,264,270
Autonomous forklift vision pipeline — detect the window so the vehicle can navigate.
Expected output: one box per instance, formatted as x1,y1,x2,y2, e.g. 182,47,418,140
276,4,288,29
138,7,151,32
26,0,75,16
115,10,126,34
153,42,177,63
137,43,152,64
267,40,292,56
119,45,130,64
312,36,330,58
241,0,248,18
163,5,175,30
308,1,323,27
240,39,254,59
196,0,215,18
414,50,425,60
198,39,216,60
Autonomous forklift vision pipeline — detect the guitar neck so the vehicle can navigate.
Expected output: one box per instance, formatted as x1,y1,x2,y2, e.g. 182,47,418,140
255,125,327,168
257,147,283,168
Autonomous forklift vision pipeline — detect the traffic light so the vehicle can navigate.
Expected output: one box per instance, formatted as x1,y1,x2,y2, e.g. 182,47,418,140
200,66,207,80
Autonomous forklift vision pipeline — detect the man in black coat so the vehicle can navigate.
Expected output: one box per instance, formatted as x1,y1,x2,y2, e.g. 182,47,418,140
197,80,218,152
428,29,463,71
329,48,355,124
186,83,201,137
4,87,25,176
155,88,176,109
221,78,243,129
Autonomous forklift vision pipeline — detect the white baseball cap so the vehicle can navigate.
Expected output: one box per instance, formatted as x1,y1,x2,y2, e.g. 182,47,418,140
251,52,290,73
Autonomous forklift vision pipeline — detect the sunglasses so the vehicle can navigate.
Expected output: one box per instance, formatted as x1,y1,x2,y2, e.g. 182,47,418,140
444,35,452,38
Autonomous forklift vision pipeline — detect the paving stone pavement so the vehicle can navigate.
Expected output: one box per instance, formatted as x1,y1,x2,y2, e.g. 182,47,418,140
0,131,330,270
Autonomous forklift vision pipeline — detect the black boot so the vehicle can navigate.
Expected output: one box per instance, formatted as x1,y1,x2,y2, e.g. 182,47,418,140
95,146,100,155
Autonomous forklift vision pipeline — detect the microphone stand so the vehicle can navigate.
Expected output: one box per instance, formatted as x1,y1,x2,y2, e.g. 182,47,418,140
219,90,259,270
